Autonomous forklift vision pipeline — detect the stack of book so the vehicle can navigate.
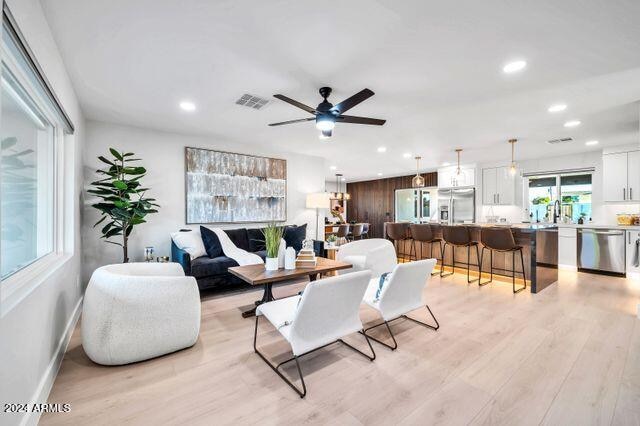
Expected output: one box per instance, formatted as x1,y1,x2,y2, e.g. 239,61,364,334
295,248,317,268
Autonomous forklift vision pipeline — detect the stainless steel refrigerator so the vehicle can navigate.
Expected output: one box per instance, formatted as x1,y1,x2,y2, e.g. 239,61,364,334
437,187,476,224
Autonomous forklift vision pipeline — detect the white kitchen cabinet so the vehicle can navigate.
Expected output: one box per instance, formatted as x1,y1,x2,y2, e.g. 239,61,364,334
627,151,640,201
602,150,639,202
438,167,475,188
558,227,577,270
627,230,640,280
482,166,515,205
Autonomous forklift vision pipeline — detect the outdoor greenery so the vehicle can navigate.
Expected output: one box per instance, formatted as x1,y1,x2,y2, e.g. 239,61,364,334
89,148,158,262
261,222,284,258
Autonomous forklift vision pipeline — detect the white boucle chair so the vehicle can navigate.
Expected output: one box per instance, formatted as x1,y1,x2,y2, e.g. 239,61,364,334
362,259,438,350
82,262,201,365
336,238,397,278
254,270,375,398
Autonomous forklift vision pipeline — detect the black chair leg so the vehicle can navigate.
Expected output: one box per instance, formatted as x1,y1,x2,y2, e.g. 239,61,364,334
403,305,440,331
360,321,398,350
466,245,479,284
513,249,526,293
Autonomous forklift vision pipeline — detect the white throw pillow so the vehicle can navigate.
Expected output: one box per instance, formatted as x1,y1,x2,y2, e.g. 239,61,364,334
171,230,206,259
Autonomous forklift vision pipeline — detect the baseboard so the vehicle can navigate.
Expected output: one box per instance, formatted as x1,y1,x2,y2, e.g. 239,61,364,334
558,264,578,272
21,296,83,426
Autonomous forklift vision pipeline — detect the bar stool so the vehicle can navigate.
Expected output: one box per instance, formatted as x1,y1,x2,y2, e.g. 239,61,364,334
479,227,526,293
440,225,480,283
348,223,364,241
386,223,413,262
361,223,370,239
409,224,442,275
336,224,350,245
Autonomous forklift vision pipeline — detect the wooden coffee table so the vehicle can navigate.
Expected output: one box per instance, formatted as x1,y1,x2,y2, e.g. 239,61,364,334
228,257,352,318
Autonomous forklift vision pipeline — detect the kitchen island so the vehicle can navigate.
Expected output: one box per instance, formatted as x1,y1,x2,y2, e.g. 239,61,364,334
400,223,559,293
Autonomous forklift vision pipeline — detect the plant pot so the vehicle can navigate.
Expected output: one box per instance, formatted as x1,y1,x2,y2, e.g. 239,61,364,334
265,257,279,271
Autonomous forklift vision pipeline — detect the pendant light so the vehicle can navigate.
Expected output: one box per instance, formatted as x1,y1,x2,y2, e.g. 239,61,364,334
508,139,518,176
455,149,463,176
411,156,425,188
330,173,350,200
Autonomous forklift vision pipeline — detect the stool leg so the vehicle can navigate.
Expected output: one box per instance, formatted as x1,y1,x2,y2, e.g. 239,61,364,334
479,247,491,286
430,241,440,276
513,248,526,293
467,245,479,284
440,243,454,278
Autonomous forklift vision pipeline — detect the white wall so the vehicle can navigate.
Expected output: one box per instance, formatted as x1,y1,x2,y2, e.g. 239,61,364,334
476,149,640,225
0,1,84,425
82,121,327,278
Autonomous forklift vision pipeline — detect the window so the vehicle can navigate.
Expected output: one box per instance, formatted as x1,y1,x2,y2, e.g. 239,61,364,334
527,172,593,223
1,68,55,278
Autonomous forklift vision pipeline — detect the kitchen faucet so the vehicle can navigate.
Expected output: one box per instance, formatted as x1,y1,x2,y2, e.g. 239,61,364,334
552,199,560,223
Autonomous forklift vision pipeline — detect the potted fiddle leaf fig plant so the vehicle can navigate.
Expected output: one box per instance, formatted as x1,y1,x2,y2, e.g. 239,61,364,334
88,148,159,263
261,222,283,271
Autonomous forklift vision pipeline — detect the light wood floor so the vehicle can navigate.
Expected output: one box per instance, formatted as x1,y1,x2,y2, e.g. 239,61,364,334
42,270,640,426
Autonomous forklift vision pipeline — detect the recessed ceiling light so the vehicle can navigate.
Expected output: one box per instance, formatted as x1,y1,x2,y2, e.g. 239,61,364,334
377,146,387,153
403,152,412,158
179,101,196,111
377,172,383,176
330,165,337,170
548,104,567,113
503,60,527,74
585,140,599,146
564,120,581,128
442,162,450,167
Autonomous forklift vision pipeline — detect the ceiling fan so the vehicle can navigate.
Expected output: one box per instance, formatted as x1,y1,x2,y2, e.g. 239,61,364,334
268,87,386,138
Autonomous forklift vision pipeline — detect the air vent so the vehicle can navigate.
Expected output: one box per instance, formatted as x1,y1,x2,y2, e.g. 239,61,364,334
235,94,270,110
547,137,573,145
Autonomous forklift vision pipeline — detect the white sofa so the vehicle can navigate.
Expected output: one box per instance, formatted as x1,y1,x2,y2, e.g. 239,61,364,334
337,238,397,278
82,262,201,365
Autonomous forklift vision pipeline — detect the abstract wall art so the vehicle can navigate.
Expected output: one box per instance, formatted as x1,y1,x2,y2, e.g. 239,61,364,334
185,147,287,223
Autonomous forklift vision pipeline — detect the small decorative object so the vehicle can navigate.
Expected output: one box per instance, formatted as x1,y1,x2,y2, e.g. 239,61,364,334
331,205,345,223
144,246,154,262
295,247,317,269
285,247,296,270
302,238,314,250
262,222,284,271
278,240,286,269
157,256,170,263
89,148,159,263
326,234,338,247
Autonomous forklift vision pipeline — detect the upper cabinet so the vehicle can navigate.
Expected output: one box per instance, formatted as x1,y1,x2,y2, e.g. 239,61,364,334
482,166,515,205
437,167,475,188
603,149,640,202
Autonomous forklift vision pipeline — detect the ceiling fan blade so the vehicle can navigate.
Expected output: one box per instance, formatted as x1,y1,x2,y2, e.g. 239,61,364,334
268,117,315,126
273,94,317,114
337,115,386,126
330,88,374,114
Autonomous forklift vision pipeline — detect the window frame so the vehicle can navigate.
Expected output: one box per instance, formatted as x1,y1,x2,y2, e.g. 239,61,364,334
524,171,594,223
0,22,70,317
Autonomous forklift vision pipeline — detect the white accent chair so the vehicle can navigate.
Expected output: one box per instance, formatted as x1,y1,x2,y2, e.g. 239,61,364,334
254,270,375,398
337,238,397,278
82,262,201,365
362,259,438,350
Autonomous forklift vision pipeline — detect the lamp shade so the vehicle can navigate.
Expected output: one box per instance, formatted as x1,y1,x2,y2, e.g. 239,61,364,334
306,192,331,209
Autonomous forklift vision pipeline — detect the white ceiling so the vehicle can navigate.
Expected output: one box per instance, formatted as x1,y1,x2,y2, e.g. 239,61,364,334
41,0,640,181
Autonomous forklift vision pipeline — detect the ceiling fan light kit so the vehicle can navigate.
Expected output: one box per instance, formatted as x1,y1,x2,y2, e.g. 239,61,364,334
269,87,386,138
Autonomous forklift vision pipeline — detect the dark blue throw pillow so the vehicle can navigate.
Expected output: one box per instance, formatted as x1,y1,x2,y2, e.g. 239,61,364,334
284,224,307,251
200,226,223,258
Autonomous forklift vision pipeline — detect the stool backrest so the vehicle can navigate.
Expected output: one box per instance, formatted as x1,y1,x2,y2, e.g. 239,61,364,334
481,227,517,251
337,224,350,238
429,223,443,239
442,225,471,245
351,223,364,237
409,224,433,242
386,223,409,240
362,223,369,234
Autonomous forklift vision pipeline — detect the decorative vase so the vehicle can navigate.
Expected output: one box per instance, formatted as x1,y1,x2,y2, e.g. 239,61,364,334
277,240,286,268
285,247,296,270
265,257,279,271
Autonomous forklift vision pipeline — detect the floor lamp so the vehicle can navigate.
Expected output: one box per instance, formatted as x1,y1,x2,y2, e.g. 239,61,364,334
306,193,331,240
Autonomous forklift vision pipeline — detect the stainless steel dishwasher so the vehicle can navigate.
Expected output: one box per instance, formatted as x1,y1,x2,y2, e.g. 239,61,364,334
577,228,626,274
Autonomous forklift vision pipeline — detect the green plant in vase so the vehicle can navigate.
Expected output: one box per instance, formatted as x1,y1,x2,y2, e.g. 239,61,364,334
261,222,284,271
89,148,159,263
